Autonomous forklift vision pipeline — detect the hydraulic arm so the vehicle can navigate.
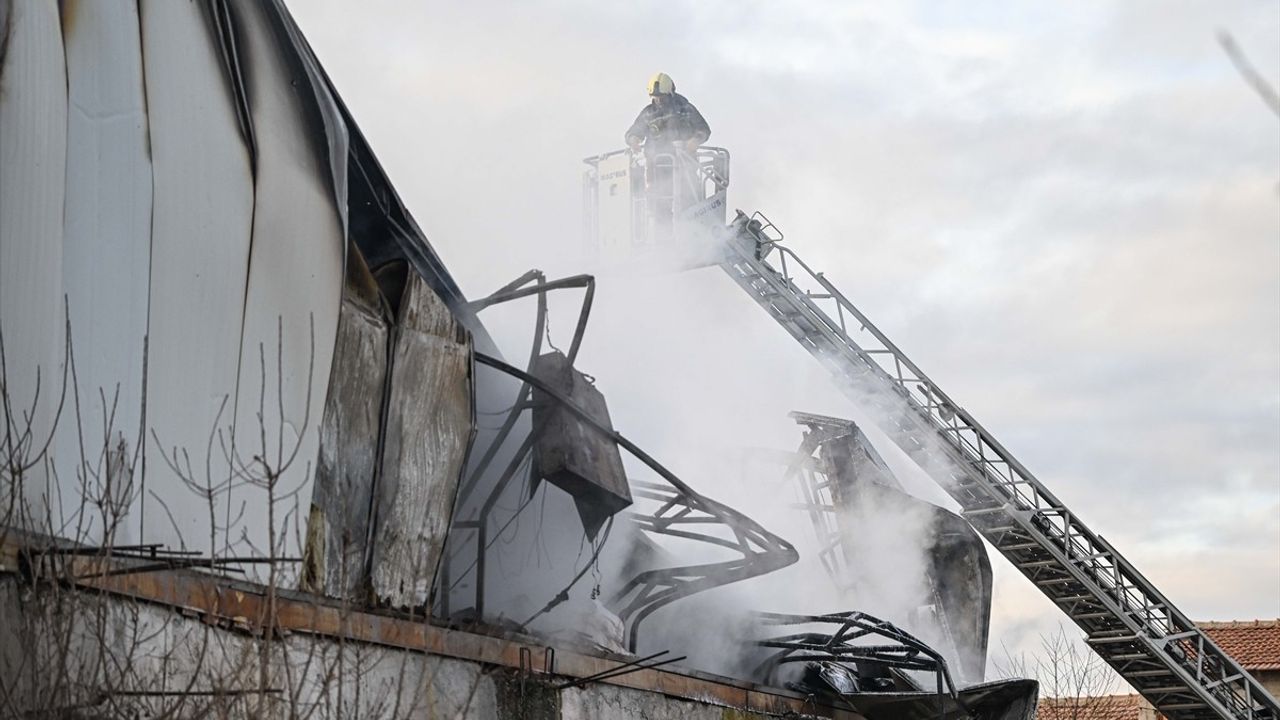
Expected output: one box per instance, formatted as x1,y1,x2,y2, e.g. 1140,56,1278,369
717,210,1278,720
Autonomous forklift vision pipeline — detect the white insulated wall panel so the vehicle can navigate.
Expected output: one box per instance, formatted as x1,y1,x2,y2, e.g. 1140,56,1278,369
0,0,68,528
226,1,344,571
58,0,153,544
138,1,255,555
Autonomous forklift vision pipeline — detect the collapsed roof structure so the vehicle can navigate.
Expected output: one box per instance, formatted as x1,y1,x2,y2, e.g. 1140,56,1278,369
0,2,1275,719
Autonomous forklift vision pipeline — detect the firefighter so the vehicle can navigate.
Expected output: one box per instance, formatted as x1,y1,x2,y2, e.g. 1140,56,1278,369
624,72,710,155
625,73,710,238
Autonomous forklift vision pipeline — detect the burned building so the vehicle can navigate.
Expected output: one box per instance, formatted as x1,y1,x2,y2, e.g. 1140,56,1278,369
1,2,1276,720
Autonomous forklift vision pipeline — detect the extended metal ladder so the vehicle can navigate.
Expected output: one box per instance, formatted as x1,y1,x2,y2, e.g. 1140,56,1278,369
716,210,1279,720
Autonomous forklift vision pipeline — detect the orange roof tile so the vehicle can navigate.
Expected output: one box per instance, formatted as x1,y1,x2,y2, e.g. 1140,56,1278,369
1036,621,1278,720
1198,620,1280,671
1036,694,1157,720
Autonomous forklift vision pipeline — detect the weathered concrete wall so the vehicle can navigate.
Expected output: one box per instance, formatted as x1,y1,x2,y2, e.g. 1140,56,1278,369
561,683,777,720
1256,670,1280,703
0,575,500,719
0,574,829,719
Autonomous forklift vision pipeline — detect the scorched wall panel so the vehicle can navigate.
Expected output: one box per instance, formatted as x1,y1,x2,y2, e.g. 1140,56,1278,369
223,0,344,571
370,273,472,608
305,259,389,600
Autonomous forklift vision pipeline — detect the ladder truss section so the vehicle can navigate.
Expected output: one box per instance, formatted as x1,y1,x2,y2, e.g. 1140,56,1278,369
716,211,1278,720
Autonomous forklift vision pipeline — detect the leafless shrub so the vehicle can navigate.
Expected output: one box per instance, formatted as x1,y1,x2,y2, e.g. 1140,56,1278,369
997,625,1138,720
0,316,488,719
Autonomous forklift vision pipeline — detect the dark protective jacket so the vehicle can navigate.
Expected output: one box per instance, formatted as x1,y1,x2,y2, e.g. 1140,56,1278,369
624,93,710,149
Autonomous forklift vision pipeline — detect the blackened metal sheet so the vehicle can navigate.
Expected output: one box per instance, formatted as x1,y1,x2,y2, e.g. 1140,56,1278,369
531,351,631,539
822,423,993,683
259,0,350,236
848,678,1038,720
283,28,486,347
927,506,993,685
369,272,472,607
225,0,345,575
257,0,490,352
838,479,993,684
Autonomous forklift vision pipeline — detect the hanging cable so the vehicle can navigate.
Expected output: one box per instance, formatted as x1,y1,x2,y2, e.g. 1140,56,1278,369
516,515,615,630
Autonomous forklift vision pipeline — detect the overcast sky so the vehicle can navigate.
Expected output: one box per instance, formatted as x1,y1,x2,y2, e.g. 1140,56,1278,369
289,0,1280,681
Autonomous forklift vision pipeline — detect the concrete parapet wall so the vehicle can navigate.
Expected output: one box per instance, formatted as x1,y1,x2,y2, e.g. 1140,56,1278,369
0,538,845,719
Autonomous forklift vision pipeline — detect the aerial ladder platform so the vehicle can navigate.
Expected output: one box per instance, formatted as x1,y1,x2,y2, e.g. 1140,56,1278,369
718,211,1278,720
583,147,1279,720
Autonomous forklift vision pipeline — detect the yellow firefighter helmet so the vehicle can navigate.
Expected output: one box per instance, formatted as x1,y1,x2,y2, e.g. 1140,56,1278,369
647,72,676,96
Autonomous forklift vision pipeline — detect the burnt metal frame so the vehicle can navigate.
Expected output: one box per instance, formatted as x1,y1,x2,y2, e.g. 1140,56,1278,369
751,610,958,701
760,411,901,594
442,271,595,620
775,414,856,590
613,479,798,651
446,271,796,651
474,353,799,653
721,210,1279,720
786,411,996,685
